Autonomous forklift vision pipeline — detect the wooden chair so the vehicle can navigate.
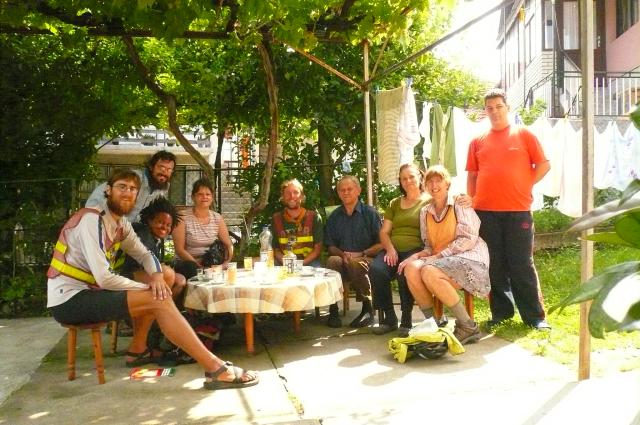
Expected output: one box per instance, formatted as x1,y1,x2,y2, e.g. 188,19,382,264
62,320,119,385
434,290,475,321
341,279,355,316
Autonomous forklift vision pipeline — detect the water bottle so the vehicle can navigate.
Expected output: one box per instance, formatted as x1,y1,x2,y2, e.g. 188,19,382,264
259,226,274,267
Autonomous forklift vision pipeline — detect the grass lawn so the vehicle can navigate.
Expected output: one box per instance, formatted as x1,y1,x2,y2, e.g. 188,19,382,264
472,244,640,376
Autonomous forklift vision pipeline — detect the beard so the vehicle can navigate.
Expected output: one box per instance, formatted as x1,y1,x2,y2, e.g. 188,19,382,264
106,197,134,217
148,168,170,191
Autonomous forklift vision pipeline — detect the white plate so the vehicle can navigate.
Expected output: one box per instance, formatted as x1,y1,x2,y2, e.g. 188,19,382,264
189,278,225,286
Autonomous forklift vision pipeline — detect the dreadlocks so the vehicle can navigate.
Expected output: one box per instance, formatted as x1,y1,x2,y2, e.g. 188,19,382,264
139,197,181,231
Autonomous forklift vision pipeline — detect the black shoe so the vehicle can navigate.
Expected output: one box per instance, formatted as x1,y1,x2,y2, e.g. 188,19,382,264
483,317,510,331
373,322,398,335
397,326,411,337
327,314,342,328
400,311,413,330
349,312,374,328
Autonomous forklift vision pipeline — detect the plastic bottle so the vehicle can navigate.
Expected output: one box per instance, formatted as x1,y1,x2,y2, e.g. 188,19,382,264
259,226,274,267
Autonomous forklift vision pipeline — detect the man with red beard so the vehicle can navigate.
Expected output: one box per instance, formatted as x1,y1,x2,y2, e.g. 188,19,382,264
47,169,258,390
86,150,176,223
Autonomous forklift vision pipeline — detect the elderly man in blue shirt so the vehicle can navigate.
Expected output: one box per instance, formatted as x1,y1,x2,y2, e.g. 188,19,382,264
325,175,382,328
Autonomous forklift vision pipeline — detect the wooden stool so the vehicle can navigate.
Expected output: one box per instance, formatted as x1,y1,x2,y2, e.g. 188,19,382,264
62,322,114,384
434,290,475,322
109,320,119,355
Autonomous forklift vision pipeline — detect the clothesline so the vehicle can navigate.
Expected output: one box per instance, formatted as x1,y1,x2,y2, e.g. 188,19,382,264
375,87,640,218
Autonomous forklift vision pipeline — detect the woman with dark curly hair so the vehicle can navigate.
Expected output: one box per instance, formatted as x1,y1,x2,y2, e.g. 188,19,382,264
121,197,186,301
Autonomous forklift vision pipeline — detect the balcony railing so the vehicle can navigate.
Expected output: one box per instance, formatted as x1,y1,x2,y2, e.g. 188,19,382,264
527,71,640,118
98,127,214,148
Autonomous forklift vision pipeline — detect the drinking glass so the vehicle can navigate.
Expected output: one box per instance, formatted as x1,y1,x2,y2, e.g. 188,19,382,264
227,263,237,284
244,257,253,270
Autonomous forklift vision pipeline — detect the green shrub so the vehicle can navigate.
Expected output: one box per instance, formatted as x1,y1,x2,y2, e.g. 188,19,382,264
0,267,48,317
533,208,573,233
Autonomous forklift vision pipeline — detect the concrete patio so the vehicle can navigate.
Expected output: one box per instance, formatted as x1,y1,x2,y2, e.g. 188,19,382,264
1,312,639,425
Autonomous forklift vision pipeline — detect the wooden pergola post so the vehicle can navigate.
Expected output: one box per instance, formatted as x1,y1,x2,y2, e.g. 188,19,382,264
579,0,595,381
363,40,374,206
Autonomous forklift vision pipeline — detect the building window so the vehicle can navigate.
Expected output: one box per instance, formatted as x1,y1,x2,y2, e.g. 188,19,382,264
563,1,579,49
544,0,554,49
617,0,640,37
561,1,599,50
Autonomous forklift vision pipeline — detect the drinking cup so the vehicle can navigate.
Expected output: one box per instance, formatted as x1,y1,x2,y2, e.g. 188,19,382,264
244,257,253,270
227,263,237,284
205,268,215,280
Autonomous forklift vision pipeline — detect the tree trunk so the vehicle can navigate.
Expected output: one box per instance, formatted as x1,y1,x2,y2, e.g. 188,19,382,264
238,37,279,258
317,124,335,204
121,36,214,183
214,125,224,211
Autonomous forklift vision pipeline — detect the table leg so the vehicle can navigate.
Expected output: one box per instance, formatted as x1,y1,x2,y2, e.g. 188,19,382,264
244,313,254,354
293,311,301,334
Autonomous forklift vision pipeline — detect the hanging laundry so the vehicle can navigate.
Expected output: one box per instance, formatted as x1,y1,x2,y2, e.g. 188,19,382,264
528,115,554,211
601,122,638,191
430,104,457,176
557,121,583,217
375,85,420,184
419,102,433,160
376,87,403,184
539,118,564,199
624,123,640,183
398,86,421,166
451,107,487,196
594,122,614,189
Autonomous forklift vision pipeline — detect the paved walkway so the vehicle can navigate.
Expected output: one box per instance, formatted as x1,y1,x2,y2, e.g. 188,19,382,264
1,314,639,424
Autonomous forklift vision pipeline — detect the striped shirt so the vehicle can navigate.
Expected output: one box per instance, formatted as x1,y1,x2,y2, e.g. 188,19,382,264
183,209,222,260
419,197,489,266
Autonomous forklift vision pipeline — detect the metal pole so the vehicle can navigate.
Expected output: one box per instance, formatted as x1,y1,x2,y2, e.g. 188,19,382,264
363,40,374,206
579,0,594,381
364,0,514,87
552,0,557,117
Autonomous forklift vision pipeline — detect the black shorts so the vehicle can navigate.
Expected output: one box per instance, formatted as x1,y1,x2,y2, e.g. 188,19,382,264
50,290,130,325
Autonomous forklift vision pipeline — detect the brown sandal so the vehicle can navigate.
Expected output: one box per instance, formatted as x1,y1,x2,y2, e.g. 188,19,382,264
203,361,259,390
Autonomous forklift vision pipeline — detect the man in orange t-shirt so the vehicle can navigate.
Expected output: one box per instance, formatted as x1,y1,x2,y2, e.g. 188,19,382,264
466,89,551,330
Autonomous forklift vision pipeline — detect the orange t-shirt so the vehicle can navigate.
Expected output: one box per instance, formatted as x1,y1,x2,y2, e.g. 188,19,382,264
465,125,547,211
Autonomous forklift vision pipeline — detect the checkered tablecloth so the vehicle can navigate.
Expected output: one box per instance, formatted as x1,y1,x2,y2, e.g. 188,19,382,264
184,268,343,314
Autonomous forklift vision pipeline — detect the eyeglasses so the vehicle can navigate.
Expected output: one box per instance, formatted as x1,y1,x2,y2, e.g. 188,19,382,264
156,165,174,173
112,183,139,193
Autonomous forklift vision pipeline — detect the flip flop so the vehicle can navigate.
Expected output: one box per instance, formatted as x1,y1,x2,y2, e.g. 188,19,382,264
125,348,155,367
203,361,259,390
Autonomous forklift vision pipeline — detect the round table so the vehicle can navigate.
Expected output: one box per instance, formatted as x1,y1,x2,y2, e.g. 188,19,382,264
184,268,343,353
